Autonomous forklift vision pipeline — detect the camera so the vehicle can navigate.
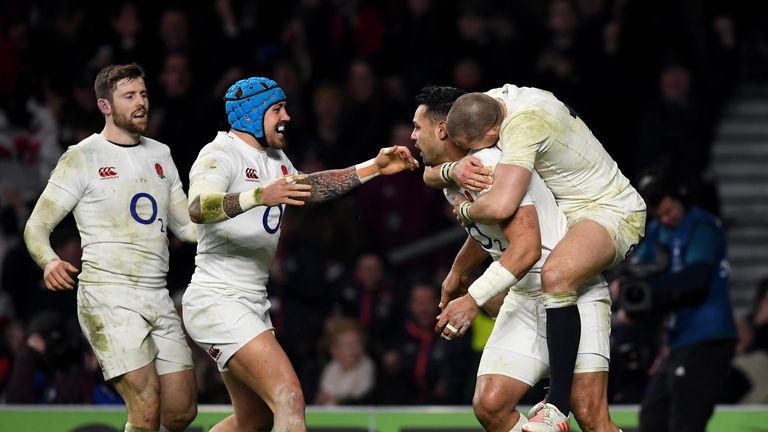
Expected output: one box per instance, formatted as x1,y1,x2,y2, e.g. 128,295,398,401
26,312,83,370
614,258,668,315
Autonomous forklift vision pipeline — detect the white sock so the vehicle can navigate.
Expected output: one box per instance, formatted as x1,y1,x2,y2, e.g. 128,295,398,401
510,411,528,432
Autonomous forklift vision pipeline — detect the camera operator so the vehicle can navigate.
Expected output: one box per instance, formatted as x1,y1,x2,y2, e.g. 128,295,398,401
618,168,737,432
4,311,94,403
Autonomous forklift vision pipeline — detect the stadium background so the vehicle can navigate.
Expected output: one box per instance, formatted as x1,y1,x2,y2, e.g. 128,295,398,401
1,0,767,430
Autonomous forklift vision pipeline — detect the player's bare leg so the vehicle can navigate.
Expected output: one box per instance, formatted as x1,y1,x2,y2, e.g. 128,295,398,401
224,331,307,432
571,372,619,432
211,372,274,432
112,363,161,430
542,220,616,295
158,369,197,431
473,374,531,432
526,220,615,432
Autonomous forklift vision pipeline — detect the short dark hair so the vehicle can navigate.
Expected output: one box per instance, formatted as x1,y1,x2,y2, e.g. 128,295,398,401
94,63,145,102
446,92,501,142
635,165,691,211
414,86,466,121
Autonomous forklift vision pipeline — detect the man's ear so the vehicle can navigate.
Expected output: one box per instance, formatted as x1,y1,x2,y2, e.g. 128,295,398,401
97,98,112,116
437,120,448,140
485,123,500,139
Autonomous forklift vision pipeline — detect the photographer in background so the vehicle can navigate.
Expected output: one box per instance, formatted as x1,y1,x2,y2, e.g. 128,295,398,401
615,168,736,432
4,311,97,403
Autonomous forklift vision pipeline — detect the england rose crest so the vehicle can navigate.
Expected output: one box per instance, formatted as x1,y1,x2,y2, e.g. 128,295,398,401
154,163,166,179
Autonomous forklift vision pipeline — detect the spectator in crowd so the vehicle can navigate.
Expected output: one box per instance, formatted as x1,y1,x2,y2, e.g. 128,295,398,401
382,282,473,405
314,318,375,405
333,252,403,356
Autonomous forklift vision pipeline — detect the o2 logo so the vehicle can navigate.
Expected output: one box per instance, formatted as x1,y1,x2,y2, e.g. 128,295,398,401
262,204,284,234
467,223,506,252
130,192,165,232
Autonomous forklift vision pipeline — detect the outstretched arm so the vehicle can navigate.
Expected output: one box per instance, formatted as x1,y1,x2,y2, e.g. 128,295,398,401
307,145,419,203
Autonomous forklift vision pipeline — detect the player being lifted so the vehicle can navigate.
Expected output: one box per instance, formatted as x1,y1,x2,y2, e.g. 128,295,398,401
181,77,418,432
24,64,198,432
414,86,621,432
427,85,645,432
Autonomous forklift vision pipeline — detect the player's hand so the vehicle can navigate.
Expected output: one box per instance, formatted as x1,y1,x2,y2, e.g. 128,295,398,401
451,155,492,191
435,294,480,340
440,269,469,310
450,193,472,227
43,259,79,291
375,146,419,175
261,175,312,206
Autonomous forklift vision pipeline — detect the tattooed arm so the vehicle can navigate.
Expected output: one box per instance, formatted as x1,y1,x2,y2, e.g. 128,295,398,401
306,167,361,203
306,145,420,203
188,175,311,224
189,146,418,219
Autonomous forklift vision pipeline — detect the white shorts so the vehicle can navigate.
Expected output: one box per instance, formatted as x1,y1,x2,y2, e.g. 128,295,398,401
565,188,646,268
77,285,193,381
477,289,611,386
182,284,273,372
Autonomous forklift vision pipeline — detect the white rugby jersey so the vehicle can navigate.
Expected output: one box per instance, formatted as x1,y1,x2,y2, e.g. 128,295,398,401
45,133,190,289
486,84,644,217
189,131,298,291
445,145,608,301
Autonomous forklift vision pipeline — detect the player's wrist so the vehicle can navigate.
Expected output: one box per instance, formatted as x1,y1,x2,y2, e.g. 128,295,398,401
468,261,518,306
465,292,481,309
440,162,457,185
459,201,474,223
355,158,380,183
239,187,264,211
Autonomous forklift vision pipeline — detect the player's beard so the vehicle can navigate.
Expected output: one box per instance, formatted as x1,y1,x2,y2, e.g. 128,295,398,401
113,106,149,135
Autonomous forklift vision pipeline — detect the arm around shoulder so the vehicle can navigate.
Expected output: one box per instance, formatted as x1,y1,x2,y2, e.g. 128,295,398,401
464,164,531,224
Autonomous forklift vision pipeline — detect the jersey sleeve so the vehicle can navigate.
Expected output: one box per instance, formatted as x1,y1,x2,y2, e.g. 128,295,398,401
498,112,550,171
166,156,197,242
24,187,73,268
46,147,88,211
189,145,235,201
167,152,184,194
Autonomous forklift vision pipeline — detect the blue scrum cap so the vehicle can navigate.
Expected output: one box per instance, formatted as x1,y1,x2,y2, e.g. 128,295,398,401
224,77,286,139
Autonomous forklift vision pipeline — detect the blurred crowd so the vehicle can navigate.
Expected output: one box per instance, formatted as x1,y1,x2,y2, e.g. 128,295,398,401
1,0,767,406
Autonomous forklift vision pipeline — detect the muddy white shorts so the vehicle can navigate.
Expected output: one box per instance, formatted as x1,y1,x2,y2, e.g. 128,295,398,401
77,285,193,381
477,289,611,386
182,284,273,372
564,188,647,268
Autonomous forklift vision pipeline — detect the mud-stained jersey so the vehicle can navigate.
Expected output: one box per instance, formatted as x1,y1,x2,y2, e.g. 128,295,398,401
43,133,190,289
189,131,298,291
486,84,644,217
445,145,608,301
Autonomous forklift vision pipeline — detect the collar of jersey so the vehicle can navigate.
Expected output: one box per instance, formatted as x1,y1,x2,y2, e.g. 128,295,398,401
226,131,268,155
100,133,142,148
